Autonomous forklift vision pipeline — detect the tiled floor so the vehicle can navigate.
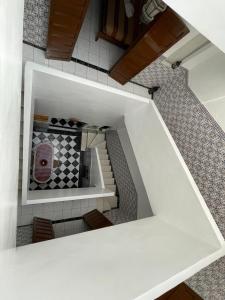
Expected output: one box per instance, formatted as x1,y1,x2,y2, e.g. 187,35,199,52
22,0,149,97
30,131,81,190
23,0,124,70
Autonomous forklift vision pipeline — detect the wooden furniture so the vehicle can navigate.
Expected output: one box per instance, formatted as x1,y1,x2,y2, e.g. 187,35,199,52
156,283,203,299
110,7,189,85
46,0,90,60
32,217,55,243
96,0,145,49
83,209,113,230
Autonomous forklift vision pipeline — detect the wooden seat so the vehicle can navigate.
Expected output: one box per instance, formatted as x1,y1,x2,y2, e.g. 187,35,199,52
83,209,113,230
32,217,55,243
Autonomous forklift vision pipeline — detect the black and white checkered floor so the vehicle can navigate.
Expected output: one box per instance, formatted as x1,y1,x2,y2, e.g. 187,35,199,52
29,131,81,190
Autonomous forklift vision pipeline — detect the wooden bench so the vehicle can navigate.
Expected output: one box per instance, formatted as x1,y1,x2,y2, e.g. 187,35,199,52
83,209,113,230
32,217,55,243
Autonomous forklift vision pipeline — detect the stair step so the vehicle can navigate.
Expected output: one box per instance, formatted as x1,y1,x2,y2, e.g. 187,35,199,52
101,165,111,172
89,133,105,148
108,196,118,209
96,198,104,213
105,184,116,192
98,149,107,155
87,132,97,147
100,159,110,166
97,141,106,149
103,171,113,178
103,200,111,212
99,154,108,160
104,178,114,185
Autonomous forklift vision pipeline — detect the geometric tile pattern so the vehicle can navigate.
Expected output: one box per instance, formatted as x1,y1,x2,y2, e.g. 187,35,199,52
105,130,137,223
16,225,33,247
50,118,85,129
29,131,81,190
132,56,184,88
150,67,225,300
23,0,49,48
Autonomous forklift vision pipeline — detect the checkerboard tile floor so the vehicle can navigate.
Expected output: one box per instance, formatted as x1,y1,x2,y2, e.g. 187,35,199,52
29,131,81,190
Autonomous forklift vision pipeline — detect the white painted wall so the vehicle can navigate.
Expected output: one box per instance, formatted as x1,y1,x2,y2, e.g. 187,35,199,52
22,63,149,204
0,217,224,300
204,97,225,132
27,188,114,205
32,63,149,127
164,0,225,55
125,103,224,248
183,43,225,132
163,22,209,65
0,0,24,249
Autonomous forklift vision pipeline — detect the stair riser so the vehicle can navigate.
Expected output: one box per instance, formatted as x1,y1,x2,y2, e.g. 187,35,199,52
104,178,114,185
89,133,105,147
99,154,109,160
97,141,106,149
103,172,113,178
105,185,116,192
98,149,107,155
101,165,111,172
101,160,110,166
108,197,118,209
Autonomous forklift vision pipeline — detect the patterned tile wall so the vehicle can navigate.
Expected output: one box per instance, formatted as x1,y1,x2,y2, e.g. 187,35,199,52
144,65,225,300
23,0,49,48
105,131,137,223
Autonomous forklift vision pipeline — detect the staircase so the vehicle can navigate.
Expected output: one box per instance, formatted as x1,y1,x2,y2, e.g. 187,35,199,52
81,131,118,212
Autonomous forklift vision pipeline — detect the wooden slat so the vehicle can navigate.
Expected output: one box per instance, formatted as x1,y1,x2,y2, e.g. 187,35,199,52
109,8,189,84
46,0,90,60
83,209,113,230
32,217,55,243
156,283,203,299
34,114,49,122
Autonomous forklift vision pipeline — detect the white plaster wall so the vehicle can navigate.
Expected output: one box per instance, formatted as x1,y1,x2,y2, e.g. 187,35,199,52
183,43,225,131
125,103,224,248
0,0,24,249
185,44,225,103
31,63,149,127
204,97,225,132
164,0,225,55
27,188,113,205
0,217,223,300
